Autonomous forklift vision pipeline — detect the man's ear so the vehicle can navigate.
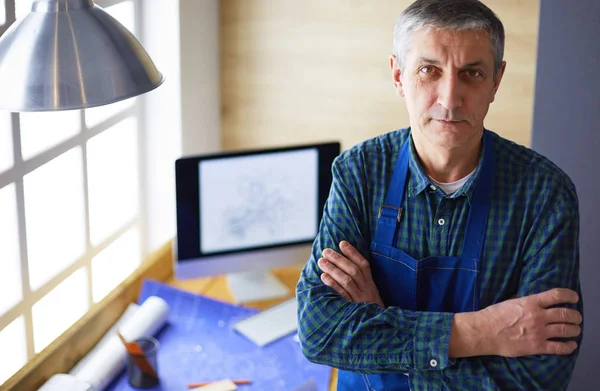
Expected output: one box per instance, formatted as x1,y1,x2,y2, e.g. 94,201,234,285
490,61,507,103
390,55,405,97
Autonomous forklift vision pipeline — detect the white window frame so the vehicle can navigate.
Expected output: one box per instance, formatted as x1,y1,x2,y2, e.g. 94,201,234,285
0,0,150,371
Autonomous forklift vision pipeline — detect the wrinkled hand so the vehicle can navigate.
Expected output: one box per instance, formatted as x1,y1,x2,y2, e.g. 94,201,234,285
470,288,582,357
317,241,385,309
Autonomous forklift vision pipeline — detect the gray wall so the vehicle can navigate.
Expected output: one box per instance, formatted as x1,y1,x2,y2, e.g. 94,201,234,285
531,1,600,389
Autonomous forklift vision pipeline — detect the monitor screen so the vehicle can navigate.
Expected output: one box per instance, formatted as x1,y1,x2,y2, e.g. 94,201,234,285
174,142,340,280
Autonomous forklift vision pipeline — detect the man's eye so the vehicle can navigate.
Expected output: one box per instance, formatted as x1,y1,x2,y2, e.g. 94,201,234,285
419,66,435,75
465,69,482,77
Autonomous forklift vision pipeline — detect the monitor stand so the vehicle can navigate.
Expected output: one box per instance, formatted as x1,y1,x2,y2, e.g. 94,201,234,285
226,269,290,303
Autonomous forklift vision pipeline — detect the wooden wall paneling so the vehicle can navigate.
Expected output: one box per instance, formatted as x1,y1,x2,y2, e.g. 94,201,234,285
220,0,539,151
484,0,540,147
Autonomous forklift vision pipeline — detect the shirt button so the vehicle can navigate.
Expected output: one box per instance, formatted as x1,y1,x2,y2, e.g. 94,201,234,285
429,185,437,191
430,359,438,368
437,218,445,226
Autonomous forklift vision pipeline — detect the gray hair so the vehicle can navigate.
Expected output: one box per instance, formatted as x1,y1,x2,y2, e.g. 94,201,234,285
393,0,505,77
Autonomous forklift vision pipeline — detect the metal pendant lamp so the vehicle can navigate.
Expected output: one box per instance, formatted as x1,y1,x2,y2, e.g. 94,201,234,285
0,0,164,112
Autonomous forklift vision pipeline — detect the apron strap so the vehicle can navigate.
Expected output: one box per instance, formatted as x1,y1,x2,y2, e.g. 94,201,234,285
374,137,410,246
374,131,495,257
461,130,495,260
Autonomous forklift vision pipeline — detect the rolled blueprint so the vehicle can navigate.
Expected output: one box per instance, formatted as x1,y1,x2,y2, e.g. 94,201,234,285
36,374,94,391
68,296,169,391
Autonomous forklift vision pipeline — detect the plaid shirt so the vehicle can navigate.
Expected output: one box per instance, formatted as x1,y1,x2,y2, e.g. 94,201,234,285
296,128,582,390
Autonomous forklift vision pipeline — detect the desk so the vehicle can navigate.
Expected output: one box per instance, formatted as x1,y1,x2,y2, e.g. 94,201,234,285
167,265,338,390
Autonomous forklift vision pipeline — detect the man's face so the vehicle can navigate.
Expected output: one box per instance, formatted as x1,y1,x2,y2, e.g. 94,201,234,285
391,27,506,151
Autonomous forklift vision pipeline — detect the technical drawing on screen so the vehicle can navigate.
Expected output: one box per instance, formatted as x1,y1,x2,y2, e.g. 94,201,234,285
174,142,340,303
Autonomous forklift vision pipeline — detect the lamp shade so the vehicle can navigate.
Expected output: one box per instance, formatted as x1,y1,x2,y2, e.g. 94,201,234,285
0,0,164,112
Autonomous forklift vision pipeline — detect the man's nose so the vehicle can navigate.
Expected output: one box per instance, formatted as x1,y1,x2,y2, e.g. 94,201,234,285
436,74,463,110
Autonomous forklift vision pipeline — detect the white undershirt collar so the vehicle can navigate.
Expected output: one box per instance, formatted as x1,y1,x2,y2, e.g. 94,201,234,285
428,168,476,195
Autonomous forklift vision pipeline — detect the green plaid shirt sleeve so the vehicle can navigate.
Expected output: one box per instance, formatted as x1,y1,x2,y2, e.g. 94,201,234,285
296,129,582,390
495,162,582,390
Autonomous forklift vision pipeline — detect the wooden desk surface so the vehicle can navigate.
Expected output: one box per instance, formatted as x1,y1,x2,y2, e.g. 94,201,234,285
168,265,338,390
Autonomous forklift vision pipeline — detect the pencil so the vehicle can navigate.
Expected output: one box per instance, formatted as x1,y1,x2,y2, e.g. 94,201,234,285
187,379,252,388
116,331,158,378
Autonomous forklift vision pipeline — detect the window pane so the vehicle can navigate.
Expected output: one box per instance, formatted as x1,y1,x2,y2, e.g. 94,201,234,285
0,317,27,386
32,268,88,353
88,118,139,245
105,0,136,36
0,111,12,174
91,227,140,303
24,148,86,290
20,111,80,160
15,0,30,20
0,184,22,315
84,97,135,129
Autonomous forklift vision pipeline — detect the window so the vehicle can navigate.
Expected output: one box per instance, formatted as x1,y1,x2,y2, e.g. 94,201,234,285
0,111,12,176
0,317,27,384
0,0,181,385
0,184,21,315
15,0,30,21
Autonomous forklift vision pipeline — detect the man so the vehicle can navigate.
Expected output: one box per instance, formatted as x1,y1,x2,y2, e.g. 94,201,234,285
295,1,583,390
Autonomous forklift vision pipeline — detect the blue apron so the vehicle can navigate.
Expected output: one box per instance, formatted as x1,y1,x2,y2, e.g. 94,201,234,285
337,131,494,390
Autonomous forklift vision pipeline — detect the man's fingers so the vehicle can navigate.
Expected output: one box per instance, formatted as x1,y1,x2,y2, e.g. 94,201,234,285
535,288,579,308
339,241,370,270
545,307,583,325
545,323,582,339
320,272,352,302
322,248,361,280
318,257,360,293
541,340,578,356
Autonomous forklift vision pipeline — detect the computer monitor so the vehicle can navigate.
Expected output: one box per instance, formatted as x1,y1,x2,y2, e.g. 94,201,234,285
174,142,340,302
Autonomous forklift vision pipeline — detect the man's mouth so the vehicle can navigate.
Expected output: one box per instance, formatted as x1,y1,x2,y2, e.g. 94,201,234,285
434,119,462,124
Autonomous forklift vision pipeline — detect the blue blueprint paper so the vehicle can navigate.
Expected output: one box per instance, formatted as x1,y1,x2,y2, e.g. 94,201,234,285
105,280,330,391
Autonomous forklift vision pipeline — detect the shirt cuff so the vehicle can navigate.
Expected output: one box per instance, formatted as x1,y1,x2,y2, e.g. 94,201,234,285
412,311,454,371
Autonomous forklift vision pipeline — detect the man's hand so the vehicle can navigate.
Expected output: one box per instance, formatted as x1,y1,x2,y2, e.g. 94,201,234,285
451,288,582,358
317,241,385,309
